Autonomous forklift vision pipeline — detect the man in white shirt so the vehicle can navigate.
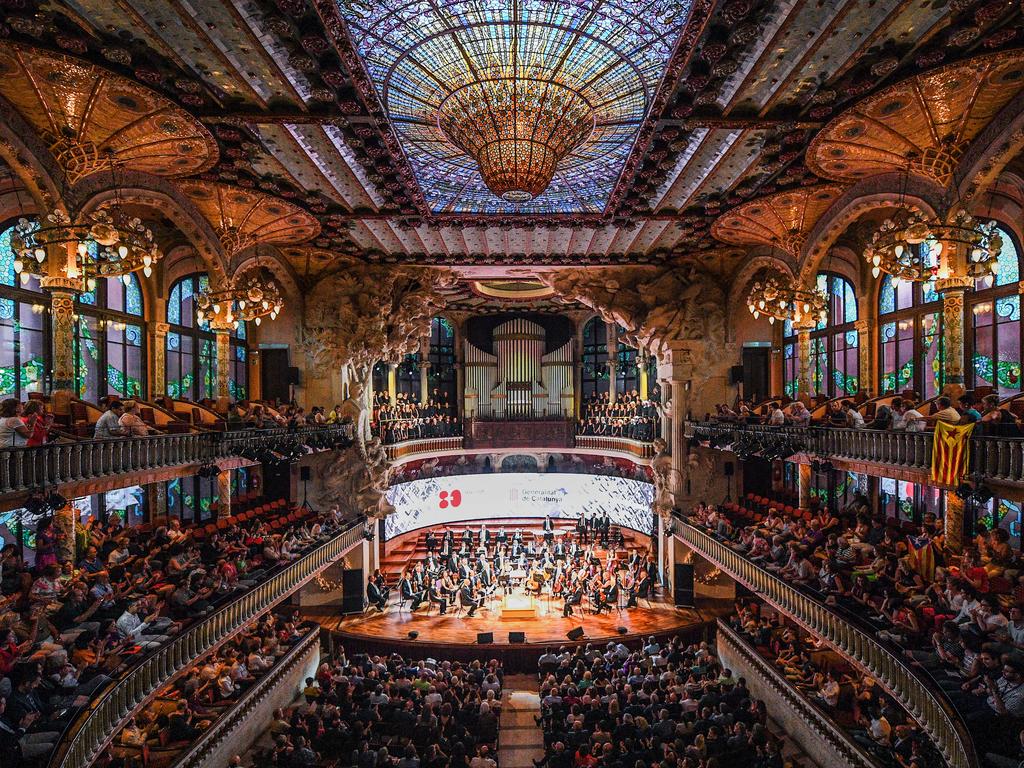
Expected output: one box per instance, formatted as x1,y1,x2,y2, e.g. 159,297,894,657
116,600,172,649
767,403,785,426
94,401,127,439
841,401,865,429
931,396,962,426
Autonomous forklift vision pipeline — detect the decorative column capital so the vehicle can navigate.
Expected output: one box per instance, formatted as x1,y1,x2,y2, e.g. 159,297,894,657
936,276,973,294
40,275,82,294
853,318,870,334
209,319,234,333
154,321,170,338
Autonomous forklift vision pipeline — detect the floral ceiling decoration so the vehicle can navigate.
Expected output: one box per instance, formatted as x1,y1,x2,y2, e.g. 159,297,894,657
709,185,846,256
335,0,694,214
0,43,218,184
177,180,321,257
807,50,1024,188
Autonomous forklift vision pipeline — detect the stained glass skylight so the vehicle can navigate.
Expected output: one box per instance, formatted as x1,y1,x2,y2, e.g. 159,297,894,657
337,0,692,214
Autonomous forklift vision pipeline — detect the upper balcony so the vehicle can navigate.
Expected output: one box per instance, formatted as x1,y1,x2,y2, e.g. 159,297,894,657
0,424,353,505
686,420,1024,488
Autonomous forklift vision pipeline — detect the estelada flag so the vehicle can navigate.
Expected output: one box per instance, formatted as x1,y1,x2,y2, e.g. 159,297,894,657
930,421,975,486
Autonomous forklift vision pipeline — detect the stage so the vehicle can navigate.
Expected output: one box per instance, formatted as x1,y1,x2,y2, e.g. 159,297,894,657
305,591,721,670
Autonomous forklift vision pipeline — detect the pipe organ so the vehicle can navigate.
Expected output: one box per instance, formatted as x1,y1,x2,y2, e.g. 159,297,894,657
464,317,574,418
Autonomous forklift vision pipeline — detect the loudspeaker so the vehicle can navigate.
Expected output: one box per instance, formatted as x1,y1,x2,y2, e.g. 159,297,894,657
407,631,419,640
300,466,311,481
508,631,525,643
287,366,301,384
674,563,694,608
341,569,364,615
724,462,734,477
729,365,744,384
617,626,627,635
566,627,585,641
477,632,494,644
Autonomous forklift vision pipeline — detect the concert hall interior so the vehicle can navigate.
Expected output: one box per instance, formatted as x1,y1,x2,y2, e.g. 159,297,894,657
6,1,1024,768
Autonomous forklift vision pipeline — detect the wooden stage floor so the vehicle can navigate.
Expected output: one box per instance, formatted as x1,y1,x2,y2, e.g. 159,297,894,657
305,591,711,647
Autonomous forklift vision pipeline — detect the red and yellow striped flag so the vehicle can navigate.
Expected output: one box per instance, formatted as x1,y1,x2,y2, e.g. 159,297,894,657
930,421,975,486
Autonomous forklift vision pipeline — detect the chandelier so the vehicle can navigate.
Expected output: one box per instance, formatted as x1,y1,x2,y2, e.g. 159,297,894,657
10,208,160,288
437,76,596,203
747,275,828,326
196,269,283,330
865,207,1002,286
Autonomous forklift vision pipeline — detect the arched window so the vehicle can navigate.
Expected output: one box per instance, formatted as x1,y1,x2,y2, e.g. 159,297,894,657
877,249,944,398
0,220,46,399
781,272,859,399
969,225,1023,395
582,316,609,399
427,316,456,404
74,274,145,401
166,273,247,401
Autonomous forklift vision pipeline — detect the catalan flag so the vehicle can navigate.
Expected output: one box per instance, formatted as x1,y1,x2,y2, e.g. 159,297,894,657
930,421,975,486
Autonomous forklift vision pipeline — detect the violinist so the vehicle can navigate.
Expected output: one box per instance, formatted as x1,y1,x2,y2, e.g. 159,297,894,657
398,567,425,611
627,568,651,608
592,572,616,614
563,577,584,618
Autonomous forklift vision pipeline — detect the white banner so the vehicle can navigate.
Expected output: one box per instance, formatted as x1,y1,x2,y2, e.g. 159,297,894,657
384,473,654,540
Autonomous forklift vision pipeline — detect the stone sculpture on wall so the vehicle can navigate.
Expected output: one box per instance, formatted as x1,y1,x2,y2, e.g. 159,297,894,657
542,265,727,367
301,265,455,517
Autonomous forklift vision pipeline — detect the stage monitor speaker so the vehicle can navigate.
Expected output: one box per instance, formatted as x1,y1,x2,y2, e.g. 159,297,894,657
287,366,301,384
566,627,585,641
508,631,526,643
729,364,744,384
340,569,364,615
407,631,419,640
674,563,695,608
617,626,628,635
300,466,311,481
477,632,494,644
724,461,734,477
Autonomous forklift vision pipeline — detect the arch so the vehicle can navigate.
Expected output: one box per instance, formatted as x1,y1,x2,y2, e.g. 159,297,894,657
797,175,945,284
957,88,1024,202
0,92,68,214
72,174,229,287
229,245,304,309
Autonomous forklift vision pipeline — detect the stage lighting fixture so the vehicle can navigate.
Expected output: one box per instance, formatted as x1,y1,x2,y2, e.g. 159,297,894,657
954,483,973,501
197,464,219,479
713,433,732,449
617,626,628,635
24,494,48,517
972,484,994,504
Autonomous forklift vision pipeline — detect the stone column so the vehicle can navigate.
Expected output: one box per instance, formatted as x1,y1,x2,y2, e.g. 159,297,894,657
638,354,650,400
606,322,619,404
938,280,971,398
854,317,872,396
41,277,80,396
796,325,812,400
151,321,169,399
452,316,466,419
944,491,966,554
670,378,687,502
797,463,812,510
387,362,398,405
660,378,671,442
420,361,431,405
573,325,585,419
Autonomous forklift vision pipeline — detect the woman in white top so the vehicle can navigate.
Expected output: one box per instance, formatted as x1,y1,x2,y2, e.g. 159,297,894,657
0,398,34,447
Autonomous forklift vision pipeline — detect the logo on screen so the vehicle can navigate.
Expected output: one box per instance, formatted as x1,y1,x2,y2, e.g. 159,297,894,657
439,489,462,509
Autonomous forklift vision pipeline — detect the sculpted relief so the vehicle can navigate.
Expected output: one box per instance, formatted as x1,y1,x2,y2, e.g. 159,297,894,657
542,265,727,367
302,266,455,517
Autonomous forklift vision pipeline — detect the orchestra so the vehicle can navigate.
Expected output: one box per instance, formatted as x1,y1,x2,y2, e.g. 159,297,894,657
382,522,657,620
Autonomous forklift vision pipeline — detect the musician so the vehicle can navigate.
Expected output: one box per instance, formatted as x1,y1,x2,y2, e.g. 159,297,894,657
459,579,481,617
461,527,473,550
398,569,425,610
592,572,616,614
441,530,453,557
543,515,554,544
425,530,437,555
627,569,651,608
575,514,586,543
563,579,584,617
366,577,387,611
479,523,490,549
496,527,508,547
426,576,447,615
553,539,566,560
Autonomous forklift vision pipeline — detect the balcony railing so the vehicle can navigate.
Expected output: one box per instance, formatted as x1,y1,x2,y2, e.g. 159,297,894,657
715,620,874,768
685,420,1024,483
384,436,465,461
0,424,353,496
574,435,655,459
673,518,978,768
173,624,321,768
50,519,364,768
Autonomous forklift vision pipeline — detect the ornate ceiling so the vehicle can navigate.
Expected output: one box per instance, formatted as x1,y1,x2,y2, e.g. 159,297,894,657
0,0,1020,278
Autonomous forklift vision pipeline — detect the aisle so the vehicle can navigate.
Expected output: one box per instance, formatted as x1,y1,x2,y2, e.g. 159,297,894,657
497,674,545,768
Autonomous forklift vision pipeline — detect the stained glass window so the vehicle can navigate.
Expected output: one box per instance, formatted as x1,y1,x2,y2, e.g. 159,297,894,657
881,320,915,394
876,263,943,396
428,316,457,405
337,1,693,214
74,276,146,401
798,272,859,398
167,273,248,401
975,225,1020,289
921,313,944,399
582,316,609,399
783,342,797,399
